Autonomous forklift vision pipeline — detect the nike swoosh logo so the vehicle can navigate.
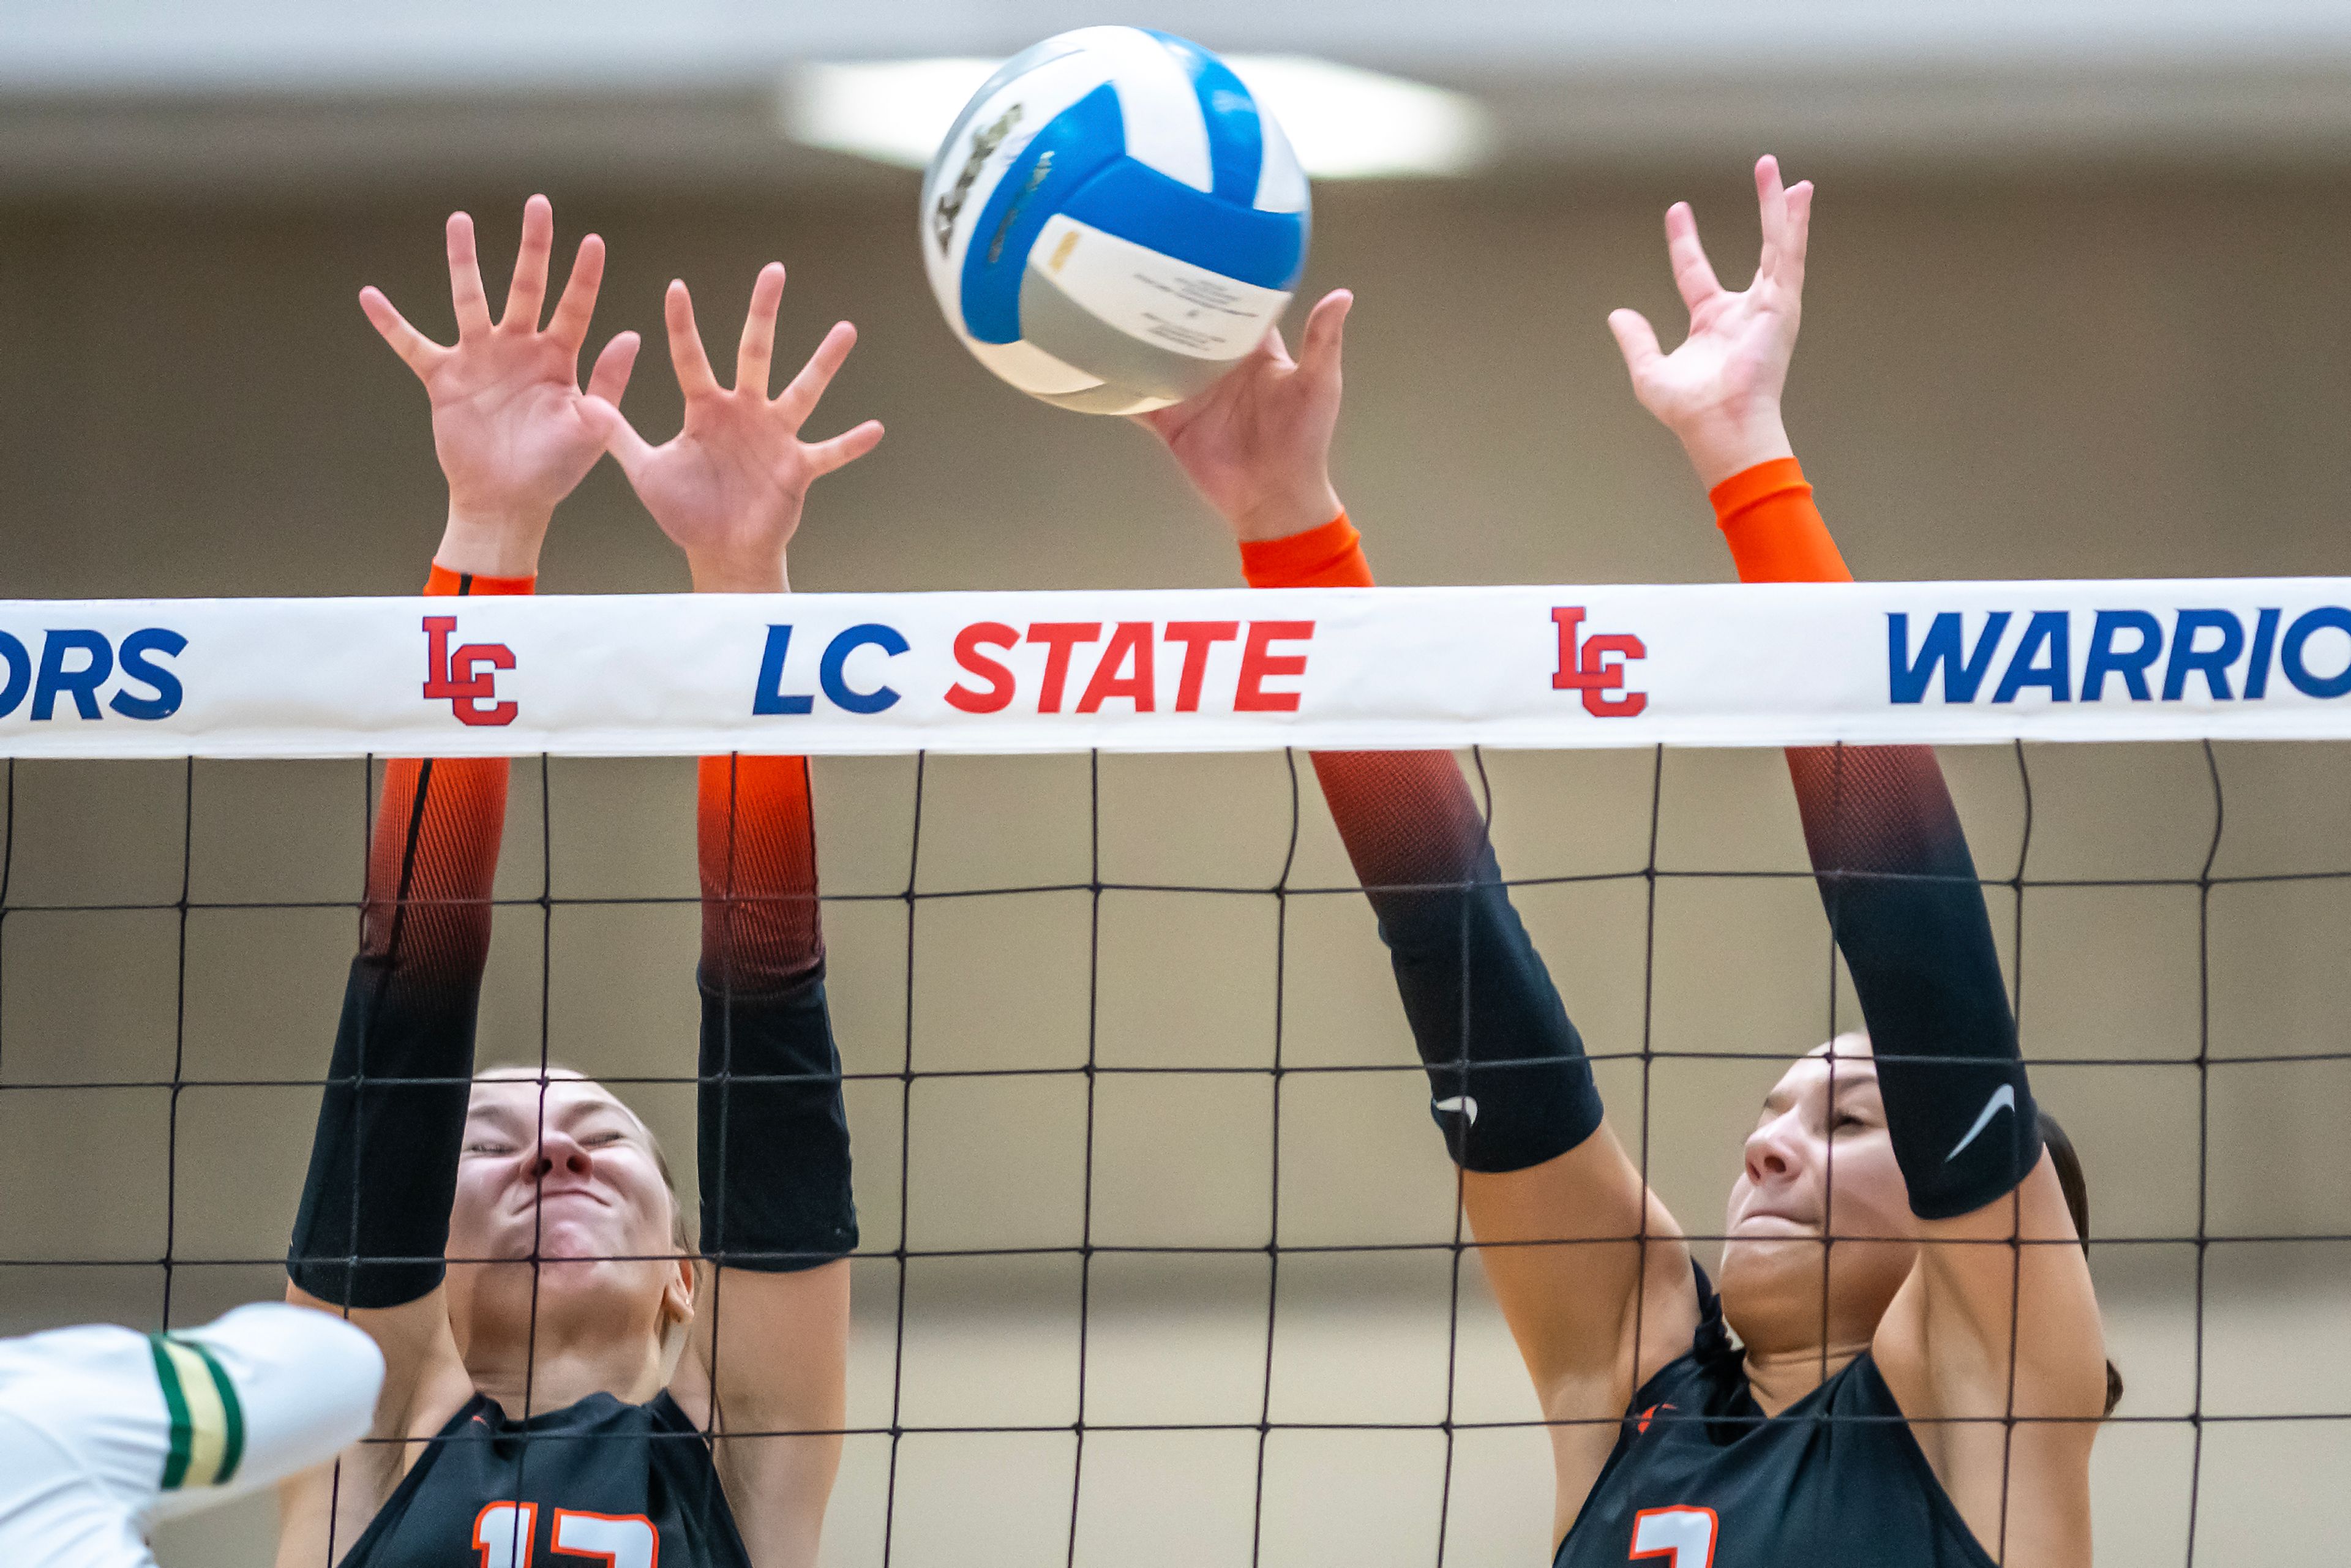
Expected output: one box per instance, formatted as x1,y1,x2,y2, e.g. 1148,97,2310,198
1433,1095,1479,1126
1944,1084,2017,1161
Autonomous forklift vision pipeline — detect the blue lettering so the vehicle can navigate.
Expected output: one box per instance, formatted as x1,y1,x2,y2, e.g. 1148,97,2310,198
752,625,814,716
2281,607,2351,699
108,628,186,721
32,629,111,720
2245,607,2281,699
2082,610,2162,700
1888,612,2011,704
0,631,28,718
820,623,908,715
2162,609,2244,701
1992,610,2071,703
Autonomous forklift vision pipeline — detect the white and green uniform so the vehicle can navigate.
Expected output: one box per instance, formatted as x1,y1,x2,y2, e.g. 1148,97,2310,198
0,1302,381,1568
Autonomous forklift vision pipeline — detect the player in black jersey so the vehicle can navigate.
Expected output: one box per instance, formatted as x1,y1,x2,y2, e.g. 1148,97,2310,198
1141,158,2112,1567
278,197,882,1568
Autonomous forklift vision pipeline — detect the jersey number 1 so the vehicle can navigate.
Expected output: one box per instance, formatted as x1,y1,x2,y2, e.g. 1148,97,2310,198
473,1502,660,1567
1629,1506,1717,1568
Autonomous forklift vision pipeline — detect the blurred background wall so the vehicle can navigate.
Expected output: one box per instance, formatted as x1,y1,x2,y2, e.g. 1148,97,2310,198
2,2,2348,1565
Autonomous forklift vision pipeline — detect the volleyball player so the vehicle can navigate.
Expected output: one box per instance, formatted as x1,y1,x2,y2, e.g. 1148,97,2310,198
1142,157,2112,1566
0,1303,381,1568
279,197,880,1568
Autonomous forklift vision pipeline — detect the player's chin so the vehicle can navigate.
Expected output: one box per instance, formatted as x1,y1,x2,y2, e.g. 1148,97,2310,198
1718,1222,1823,1281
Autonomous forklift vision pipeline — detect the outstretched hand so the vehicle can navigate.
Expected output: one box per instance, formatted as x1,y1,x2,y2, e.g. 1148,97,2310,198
587,265,882,593
361,195,640,577
1608,156,1812,489
1139,288,1351,543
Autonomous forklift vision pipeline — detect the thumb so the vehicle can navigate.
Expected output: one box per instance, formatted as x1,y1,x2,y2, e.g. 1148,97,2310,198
580,396,654,477
1606,308,1665,385
1297,289,1352,386
585,331,641,405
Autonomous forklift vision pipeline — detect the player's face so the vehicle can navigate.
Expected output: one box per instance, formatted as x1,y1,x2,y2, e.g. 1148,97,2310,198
1717,1033,1919,1351
448,1073,686,1329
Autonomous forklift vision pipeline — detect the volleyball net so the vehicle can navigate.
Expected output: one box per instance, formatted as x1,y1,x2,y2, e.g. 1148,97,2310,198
3,582,2348,1564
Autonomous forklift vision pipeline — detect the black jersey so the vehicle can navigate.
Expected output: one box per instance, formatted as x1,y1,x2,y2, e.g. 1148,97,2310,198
341,1389,752,1568
1557,1266,1995,1568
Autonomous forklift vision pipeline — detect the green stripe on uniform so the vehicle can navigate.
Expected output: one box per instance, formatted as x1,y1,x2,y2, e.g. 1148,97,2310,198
179,1337,245,1486
147,1334,193,1491
148,1333,247,1489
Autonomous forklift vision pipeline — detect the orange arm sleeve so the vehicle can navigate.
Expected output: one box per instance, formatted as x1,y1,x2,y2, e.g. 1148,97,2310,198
358,566,532,967
1709,457,1851,585
697,755,823,996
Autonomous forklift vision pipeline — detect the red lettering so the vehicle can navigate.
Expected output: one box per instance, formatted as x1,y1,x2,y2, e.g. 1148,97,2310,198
1552,606,1648,718
946,621,1019,713
1163,621,1239,713
1076,621,1156,714
1026,622,1102,713
1234,620,1314,713
422,615,516,726
1578,632,1648,717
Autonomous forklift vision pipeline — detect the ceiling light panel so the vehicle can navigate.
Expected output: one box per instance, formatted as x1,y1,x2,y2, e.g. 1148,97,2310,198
783,54,1496,179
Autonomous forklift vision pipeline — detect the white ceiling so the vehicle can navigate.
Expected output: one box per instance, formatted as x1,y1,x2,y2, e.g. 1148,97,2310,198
6,0,2351,192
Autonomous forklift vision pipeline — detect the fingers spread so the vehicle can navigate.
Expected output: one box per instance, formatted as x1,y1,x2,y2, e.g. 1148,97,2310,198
547,232,608,355
774,320,858,427
585,329,642,405
736,262,787,397
806,419,885,477
1663,201,1723,315
1605,307,1664,381
445,211,492,337
664,279,722,400
358,286,447,378
500,194,555,331
1298,289,1352,384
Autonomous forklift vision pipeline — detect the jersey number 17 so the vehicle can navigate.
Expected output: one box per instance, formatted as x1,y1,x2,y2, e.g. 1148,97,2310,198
473,1502,659,1568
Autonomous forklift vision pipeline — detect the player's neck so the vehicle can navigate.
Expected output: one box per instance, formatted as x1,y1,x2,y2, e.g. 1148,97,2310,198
1741,1337,1872,1417
457,1295,669,1416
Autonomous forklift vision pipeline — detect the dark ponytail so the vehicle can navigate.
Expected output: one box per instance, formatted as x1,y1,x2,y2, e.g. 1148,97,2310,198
2038,1111,2123,1417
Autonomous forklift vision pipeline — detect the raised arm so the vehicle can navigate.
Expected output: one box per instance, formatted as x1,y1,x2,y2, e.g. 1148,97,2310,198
1141,296,1700,1539
280,196,635,1564
1614,156,2107,1544
594,262,879,1568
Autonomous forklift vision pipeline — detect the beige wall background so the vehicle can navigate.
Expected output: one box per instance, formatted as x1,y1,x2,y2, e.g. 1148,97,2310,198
3,168,2349,1564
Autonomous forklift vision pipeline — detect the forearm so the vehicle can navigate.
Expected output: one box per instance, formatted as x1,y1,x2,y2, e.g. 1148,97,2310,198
1240,517,1602,1172
696,753,857,1269
1714,462,2039,1217
287,565,525,1305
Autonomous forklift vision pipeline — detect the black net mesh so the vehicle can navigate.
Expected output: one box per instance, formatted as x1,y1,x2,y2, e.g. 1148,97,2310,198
0,740,2344,1565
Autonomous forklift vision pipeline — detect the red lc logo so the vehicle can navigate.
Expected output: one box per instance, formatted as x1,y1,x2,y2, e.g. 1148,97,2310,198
422,615,517,727
1552,607,1647,718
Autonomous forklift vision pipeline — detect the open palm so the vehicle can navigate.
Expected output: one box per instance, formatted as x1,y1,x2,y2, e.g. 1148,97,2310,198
1608,156,1812,486
361,196,638,537
590,265,882,592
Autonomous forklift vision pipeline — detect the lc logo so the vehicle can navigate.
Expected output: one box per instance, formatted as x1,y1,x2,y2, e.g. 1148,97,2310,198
422,615,517,727
1551,607,1647,718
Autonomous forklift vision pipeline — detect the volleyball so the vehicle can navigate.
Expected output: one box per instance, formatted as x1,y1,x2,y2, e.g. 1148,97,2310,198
919,27,1311,415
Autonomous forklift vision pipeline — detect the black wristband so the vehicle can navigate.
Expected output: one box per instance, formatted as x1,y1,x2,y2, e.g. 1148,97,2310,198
287,955,474,1308
697,972,858,1270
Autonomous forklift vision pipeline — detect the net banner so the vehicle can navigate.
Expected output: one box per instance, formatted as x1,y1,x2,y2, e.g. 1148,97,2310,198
6,579,2351,758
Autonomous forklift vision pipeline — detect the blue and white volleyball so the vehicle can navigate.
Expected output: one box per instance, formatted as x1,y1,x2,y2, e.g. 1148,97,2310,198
921,28,1310,415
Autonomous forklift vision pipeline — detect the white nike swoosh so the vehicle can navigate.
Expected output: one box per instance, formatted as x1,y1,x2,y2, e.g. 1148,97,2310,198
1433,1095,1479,1126
1944,1083,2017,1161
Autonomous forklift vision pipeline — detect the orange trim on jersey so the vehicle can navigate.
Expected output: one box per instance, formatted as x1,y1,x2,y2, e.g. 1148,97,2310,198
1238,511,1373,589
425,563,538,598
1708,457,1851,585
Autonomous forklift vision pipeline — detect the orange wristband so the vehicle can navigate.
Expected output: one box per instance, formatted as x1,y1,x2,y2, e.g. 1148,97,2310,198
1709,458,1851,585
424,562,536,598
1237,512,1374,589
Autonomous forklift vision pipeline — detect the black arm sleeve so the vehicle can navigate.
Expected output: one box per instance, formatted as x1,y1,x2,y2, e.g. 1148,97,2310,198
1790,745,2041,1220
